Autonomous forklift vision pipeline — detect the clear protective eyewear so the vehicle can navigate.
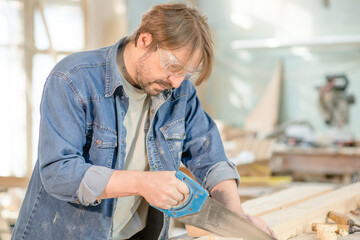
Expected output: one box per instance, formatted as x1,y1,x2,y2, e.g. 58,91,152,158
158,47,200,80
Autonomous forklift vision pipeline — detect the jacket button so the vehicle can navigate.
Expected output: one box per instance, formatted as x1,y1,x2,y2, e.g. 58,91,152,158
148,136,152,141
153,164,158,169
96,139,102,145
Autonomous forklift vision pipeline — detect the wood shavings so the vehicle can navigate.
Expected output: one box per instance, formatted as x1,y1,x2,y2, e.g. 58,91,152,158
338,228,349,237
316,224,337,240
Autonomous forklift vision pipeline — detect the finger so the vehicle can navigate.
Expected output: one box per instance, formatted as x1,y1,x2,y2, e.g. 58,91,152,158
177,180,190,195
172,191,185,203
165,198,179,208
161,204,173,210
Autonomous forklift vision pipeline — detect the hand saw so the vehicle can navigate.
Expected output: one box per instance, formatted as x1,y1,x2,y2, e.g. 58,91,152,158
152,171,276,239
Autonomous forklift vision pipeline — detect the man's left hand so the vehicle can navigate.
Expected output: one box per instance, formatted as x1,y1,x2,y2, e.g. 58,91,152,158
237,212,278,239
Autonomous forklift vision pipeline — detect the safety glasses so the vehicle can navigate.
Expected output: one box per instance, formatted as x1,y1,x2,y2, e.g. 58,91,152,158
158,47,200,80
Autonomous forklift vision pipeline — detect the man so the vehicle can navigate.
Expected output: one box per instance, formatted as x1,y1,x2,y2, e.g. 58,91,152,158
12,3,276,240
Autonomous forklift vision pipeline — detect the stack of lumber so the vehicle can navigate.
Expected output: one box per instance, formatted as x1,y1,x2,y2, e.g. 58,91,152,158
261,182,360,240
183,182,360,240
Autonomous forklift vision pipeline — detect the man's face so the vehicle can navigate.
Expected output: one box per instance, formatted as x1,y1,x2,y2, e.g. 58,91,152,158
134,46,201,96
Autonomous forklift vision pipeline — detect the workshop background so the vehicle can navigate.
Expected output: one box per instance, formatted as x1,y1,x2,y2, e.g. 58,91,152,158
1,0,360,239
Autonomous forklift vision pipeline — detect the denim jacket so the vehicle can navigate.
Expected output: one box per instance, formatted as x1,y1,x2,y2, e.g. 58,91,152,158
12,38,240,240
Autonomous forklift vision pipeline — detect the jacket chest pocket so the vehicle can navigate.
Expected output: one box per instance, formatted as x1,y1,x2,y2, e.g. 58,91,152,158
88,125,117,168
160,118,185,167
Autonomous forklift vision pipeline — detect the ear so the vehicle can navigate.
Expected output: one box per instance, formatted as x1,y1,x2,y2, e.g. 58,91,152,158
136,32,153,49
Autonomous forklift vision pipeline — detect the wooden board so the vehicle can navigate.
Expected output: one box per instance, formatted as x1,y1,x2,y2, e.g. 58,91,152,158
0,177,29,188
261,182,360,240
174,183,360,240
289,232,360,240
242,183,335,217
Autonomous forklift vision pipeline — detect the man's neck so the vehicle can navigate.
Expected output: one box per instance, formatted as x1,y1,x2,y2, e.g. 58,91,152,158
122,42,138,87
117,40,138,88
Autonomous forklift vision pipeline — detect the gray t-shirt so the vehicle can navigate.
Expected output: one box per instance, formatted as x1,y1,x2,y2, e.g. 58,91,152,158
112,45,150,239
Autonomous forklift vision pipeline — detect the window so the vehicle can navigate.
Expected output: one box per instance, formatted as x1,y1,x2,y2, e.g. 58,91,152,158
0,0,85,177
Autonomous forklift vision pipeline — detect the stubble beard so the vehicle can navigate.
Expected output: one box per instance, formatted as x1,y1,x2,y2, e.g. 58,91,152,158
134,59,172,96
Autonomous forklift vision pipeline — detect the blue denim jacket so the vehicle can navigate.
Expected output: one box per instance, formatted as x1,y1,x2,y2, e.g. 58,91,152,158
12,38,239,240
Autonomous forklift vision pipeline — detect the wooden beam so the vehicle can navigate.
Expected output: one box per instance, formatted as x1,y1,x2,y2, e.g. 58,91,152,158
243,183,335,217
24,0,35,178
0,177,29,188
261,182,360,240
182,183,359,240
36,0,58,61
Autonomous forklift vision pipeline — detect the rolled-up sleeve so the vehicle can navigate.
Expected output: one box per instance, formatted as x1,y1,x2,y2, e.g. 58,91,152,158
181,81,240,192
202,161,240,192
76,166,115,206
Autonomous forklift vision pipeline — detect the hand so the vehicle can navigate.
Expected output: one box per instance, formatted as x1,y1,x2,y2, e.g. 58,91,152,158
139,171,189,209
239,213,278,239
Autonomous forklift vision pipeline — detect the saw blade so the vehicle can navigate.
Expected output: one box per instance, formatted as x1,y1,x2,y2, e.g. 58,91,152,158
177,197,275,240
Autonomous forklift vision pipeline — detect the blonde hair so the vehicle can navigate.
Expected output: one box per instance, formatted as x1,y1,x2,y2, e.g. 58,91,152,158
130,3,214,85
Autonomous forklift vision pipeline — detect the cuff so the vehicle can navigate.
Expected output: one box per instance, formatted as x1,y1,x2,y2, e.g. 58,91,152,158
202,161,240,192
76,166,114,206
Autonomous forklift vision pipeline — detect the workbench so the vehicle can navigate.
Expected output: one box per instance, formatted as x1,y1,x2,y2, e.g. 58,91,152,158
270,146,360,183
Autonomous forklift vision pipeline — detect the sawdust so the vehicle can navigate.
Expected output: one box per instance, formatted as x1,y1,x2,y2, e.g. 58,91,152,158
338,228,349,237
316,224,337,240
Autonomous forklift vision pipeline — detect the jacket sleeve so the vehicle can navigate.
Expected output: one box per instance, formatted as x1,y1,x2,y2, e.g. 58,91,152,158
181,83,240,192
38,73,112,205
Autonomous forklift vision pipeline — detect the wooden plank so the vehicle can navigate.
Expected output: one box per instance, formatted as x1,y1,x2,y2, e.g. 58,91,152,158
242,183,335,217
0,177,29,188
289,232,360,240
289,210,360,239
260,182,360,240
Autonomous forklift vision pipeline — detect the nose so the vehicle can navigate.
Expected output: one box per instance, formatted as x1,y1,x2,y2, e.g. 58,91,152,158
167,75,185,88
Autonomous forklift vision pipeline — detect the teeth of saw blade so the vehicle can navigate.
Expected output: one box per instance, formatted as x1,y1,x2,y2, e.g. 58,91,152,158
177,198,275,240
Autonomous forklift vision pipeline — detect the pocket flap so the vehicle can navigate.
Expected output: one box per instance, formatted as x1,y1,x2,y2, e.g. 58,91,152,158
160,118,186,140
92,127,117,148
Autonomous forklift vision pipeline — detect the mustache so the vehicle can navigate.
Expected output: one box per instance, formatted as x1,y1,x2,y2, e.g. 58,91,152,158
152,80,173,89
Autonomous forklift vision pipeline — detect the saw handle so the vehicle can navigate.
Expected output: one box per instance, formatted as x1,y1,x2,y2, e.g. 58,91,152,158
151,171,209,218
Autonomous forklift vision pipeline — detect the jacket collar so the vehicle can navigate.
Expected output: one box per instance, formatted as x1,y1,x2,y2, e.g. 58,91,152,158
104,37,127,97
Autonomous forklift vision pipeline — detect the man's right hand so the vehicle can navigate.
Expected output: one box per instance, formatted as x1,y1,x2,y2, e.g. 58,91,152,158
139,171,190,209
98,170,189,209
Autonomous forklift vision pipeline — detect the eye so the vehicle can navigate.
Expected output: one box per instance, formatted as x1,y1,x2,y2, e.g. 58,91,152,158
167,64,184,73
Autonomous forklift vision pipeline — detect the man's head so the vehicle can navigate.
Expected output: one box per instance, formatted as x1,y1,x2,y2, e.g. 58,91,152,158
127,3,213,95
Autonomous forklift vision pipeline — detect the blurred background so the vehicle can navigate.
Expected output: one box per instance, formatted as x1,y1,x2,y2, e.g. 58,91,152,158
1,0,360,238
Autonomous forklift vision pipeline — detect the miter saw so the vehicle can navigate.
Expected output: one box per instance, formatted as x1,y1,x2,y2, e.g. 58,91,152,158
317,74,356,146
